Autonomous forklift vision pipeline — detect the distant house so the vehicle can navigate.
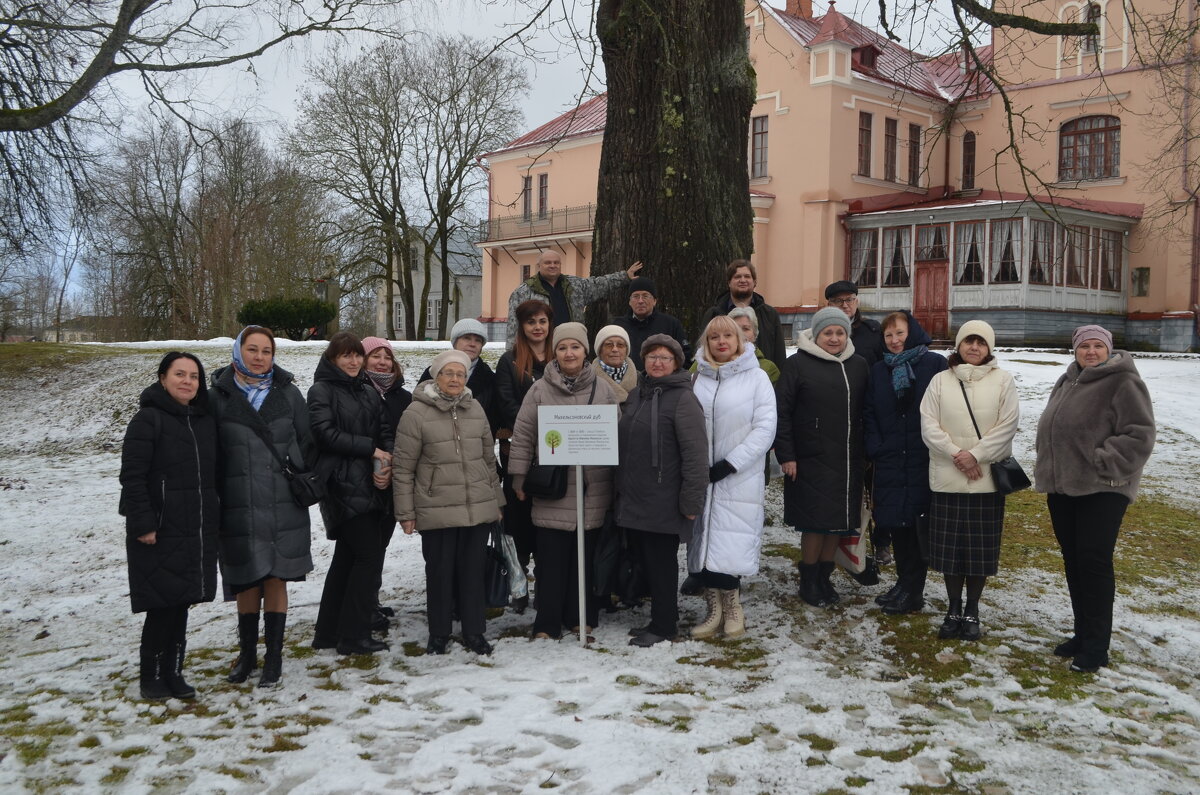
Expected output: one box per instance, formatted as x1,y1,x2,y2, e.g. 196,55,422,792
42,316,121,343
376,230,483,340
476,0,1199,351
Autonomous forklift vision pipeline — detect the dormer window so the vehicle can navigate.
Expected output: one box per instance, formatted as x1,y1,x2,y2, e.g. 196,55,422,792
852,45,879,70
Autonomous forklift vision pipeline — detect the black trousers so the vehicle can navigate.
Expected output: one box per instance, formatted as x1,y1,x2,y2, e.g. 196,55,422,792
885,523,928,596
700,569,740,591
503,478,537,571
315,512,384,643
1048,491,1129,657
630,529,681,637
533,526,600,636
141,605,187,654
419,524,490,637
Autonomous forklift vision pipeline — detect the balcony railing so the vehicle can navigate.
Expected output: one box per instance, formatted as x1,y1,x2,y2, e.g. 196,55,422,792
478,203,596,243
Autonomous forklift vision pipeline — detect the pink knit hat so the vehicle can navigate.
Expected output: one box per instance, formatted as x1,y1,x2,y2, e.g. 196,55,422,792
361,337,393,358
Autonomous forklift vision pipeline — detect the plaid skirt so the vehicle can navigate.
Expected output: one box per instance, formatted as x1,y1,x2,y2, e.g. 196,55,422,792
928,491,1005,576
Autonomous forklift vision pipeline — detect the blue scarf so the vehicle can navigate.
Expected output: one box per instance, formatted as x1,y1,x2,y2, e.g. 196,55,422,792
883,345,926,398
231,329,274,411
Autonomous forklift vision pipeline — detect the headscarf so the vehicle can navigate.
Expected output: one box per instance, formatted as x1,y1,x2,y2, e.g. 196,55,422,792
231,327,274,410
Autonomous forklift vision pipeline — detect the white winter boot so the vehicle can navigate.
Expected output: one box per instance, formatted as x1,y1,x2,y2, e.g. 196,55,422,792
690,588,724,639
720,589,745,638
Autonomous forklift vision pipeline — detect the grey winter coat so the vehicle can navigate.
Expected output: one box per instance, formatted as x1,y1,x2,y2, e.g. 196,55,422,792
210,365,315,587
307,356,392,536
1034,351,1155,503
393,383,504,531
508,361,620,530
505,270,630,347
615,370,708,538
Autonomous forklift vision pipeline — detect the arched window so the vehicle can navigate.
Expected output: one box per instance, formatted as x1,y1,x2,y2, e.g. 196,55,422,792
1059,115,1119,181
962,131,976,190
1082,3,1102,53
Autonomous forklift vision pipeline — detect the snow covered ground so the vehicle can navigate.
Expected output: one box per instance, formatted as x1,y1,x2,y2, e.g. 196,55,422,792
1,341,1198,793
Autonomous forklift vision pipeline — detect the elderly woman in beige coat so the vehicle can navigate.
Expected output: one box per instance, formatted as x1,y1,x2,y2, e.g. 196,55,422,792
920,320,1019,642
592,324,639,403
394,350,504,656
509,322,620,640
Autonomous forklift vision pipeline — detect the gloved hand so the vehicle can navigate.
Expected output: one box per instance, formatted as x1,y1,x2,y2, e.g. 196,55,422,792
709,459,736,483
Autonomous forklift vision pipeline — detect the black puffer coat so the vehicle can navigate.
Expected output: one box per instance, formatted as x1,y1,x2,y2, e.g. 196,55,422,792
307,356,391,536
615,370,709,538
775,333,870,530
120,382,220,613
494,351,545,432
865,312,948,528
210,365,315,587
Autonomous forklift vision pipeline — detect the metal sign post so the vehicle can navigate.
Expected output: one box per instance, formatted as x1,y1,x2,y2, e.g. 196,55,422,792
536,404,619,648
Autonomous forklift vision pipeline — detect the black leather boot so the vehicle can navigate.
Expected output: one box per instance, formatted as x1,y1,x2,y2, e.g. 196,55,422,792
798,563,825,607
817,561,840,605
227,612,259,684
139,650,171,701
258,612,286,689
159,609,195,699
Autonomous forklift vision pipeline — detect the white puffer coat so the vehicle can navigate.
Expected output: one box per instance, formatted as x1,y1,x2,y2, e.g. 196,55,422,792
689,345,777,576
919,362,1020,493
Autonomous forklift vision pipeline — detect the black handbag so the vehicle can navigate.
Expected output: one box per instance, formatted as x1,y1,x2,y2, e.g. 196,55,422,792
522,464,568,500
959,381,1030,495
484,525,511,608
520,379,595,501
250,423,327,507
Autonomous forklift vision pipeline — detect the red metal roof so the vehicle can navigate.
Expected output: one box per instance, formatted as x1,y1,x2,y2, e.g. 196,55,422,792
483,94,608,158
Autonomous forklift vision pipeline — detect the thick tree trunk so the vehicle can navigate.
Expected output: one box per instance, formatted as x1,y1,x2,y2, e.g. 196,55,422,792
593,0,755,341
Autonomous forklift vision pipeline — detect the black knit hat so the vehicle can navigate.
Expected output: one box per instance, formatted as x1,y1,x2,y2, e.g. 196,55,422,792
628,276,658,298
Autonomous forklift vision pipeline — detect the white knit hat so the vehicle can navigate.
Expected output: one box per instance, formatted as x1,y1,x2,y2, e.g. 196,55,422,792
954,319,996,351
593,324,631,353
450,318,488,344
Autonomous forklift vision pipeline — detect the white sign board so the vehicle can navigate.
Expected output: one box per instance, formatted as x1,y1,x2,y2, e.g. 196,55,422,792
536,404,619,466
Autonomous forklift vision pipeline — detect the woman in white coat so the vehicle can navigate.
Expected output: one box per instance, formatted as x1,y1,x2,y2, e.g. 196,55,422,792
689,315,777,639
919,320,1019,641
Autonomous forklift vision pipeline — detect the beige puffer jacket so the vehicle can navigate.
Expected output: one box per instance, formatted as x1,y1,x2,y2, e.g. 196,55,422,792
509,361,620,530
393,382,503,531
919,362,1020,493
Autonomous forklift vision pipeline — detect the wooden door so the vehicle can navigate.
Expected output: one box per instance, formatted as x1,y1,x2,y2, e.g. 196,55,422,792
914,261,949,339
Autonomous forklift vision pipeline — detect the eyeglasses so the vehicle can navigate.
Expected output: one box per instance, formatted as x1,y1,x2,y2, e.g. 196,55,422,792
645,355,675,364
829,296,858,307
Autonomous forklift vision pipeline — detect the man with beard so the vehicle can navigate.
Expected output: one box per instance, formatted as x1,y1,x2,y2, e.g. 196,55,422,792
699,260,787,369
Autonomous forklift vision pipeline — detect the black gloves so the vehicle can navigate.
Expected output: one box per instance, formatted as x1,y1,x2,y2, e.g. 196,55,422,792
709,460,736,483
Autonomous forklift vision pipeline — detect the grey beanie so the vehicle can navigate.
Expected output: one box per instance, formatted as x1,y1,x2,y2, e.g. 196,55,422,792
640,333,685,370
810,306,852,337
450,318,488,344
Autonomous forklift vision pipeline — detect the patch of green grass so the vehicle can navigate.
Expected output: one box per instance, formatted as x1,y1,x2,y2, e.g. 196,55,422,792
290,644,316,659
116,746,150,759
1007,358,1061,366
845,777,871,788
799,733,836,752
295,712,333,727
677,638,767,671
0,343,138,379
78,735,101,749
401,641,427,657
100,766,130,785
857,741,926,762
762,543,802,564
616,674,644,686
262,718,288,730
262,733,304,752
733,735,754,745
1000,490,1200,586
216,764,252,780
808,704,829,714
340,654,378,671
554,701,579,715
805,757,828,767
950,751,986,773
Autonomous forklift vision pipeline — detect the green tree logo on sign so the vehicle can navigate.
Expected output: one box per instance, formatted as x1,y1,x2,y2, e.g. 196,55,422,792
544,430,563,455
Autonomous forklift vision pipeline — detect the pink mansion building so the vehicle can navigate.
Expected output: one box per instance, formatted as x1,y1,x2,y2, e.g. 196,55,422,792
477,0,1200,351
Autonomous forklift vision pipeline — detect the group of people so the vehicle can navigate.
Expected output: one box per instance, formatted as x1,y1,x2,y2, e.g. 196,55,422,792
119,256,1156,701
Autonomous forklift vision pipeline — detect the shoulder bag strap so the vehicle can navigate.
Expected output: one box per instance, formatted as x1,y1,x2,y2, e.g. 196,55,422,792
958,380,983,440
247,419,295,474
587,378,597,405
